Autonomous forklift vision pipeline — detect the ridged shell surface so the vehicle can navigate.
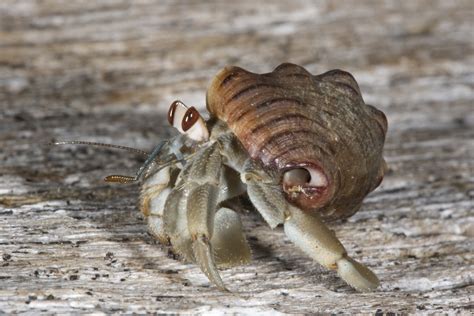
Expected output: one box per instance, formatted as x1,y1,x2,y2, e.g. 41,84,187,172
207,63,387,220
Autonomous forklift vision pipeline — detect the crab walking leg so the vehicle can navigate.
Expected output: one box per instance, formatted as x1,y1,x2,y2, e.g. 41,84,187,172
241,159,378,291
245,181,286,228
183,142,229,291
162,187,195,262
241,160,286,228
284,205,380,291
187,183,228,290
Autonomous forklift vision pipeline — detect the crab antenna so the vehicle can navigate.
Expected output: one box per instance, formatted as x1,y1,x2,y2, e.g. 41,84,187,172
52,140,169,184
52,140,149,156
104,140,169,184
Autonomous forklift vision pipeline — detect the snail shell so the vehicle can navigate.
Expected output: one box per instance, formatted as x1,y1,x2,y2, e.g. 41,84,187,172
207,63,387,220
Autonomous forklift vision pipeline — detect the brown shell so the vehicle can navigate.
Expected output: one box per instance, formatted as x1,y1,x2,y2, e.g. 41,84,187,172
206,63,387,220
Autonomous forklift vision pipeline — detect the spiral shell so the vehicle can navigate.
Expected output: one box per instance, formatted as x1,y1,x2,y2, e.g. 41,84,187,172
207,63,387,220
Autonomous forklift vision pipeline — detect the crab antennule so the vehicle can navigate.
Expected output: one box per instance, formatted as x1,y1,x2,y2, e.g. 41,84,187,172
104,175,137,184
105,141,177,184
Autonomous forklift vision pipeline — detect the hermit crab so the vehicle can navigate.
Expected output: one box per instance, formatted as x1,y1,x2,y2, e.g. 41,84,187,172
55,63,387,292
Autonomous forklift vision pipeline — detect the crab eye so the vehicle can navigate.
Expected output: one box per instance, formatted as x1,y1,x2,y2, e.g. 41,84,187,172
182,107,200,132
167,100,209,142
167,100,188,131
182,107,209,142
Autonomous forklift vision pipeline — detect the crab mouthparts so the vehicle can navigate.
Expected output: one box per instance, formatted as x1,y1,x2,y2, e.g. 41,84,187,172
284,183,327,197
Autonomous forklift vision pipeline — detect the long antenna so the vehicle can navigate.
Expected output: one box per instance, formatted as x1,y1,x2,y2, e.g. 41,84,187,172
52,139,179,184
52,140,149,156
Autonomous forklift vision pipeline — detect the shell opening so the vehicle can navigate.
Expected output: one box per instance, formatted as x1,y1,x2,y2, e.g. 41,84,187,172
283,167,328,190
283,168,311,187
282,166,330,210
167,100,209,142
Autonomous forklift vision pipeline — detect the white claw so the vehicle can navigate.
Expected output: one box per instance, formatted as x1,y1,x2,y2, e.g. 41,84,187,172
337,256,379,291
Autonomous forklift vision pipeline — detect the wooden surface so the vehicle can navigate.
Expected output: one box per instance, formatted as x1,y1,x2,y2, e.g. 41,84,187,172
0,1,473,314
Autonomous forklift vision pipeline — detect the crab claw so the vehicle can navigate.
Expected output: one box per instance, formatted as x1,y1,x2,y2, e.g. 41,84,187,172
211,207,251,268
284,205,379,291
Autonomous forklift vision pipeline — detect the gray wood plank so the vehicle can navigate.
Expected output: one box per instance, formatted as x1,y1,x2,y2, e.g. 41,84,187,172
0,0,472,314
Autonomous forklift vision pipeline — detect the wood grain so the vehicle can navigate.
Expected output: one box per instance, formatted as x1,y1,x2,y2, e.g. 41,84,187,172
0,1,472,314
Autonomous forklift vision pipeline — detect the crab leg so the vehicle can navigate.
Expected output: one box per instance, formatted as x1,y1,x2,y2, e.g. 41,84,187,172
187,182,228,291
155,141,251,290
241,160,286,228
161,187,194,261
284,205,379,291
242,160,379,292
180,142,229,291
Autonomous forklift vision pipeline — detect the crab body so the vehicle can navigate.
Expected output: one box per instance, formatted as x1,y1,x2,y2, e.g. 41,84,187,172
139,63,387,292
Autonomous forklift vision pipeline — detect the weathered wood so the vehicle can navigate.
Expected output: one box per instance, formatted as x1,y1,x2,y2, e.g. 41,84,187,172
0,0,472,314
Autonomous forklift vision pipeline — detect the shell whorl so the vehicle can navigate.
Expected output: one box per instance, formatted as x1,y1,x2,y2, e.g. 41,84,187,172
207,63,387,219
